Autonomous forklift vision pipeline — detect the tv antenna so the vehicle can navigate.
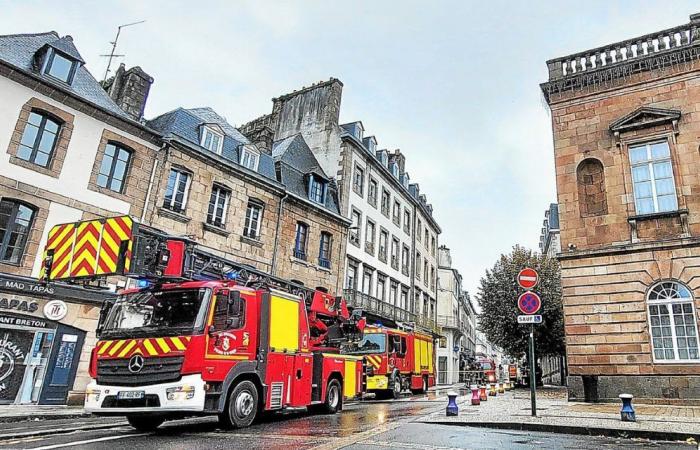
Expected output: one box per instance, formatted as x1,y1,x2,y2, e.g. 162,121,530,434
101,20,146,83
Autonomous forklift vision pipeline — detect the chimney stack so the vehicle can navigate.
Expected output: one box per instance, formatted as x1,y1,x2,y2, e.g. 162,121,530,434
104,63,153,121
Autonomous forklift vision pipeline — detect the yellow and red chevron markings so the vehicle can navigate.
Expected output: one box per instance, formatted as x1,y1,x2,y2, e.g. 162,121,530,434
41,216,134,280
96,336,192,359
366,355,383,370
96,216,133,275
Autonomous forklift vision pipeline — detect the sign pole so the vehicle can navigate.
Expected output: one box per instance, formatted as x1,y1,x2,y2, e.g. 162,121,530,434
529,323,537,416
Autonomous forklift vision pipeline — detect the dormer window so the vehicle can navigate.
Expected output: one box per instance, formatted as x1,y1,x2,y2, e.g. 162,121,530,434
201,127,223,154
240,146,260,171
43,49,77,84
308,175,327,204
390,162,399,178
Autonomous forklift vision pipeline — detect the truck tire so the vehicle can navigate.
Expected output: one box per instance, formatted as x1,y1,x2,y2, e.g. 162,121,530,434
218,380,259,429
126,415,164,431
322,379,342,414
390,373,402,399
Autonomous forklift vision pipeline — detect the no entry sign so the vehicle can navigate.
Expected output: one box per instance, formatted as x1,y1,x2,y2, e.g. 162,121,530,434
517,268,539,289
518,291,542,315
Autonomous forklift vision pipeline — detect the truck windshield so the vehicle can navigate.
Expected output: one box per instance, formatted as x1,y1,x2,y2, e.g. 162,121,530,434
346,334,386,354
101,288,211,338
481,362,493,370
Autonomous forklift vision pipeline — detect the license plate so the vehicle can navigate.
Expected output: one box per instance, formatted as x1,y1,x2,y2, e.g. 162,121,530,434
117,391,145,400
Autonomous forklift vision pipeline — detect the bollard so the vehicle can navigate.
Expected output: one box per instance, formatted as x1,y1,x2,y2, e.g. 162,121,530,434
479,385,488,402
470,385,480,406
503,381,510,391
619,394,635,422
446,391,459,416
489,383,497,396
498,382,505,394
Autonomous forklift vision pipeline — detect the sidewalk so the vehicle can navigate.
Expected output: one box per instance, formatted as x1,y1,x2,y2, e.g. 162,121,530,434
420,386,700,442
0,405,90,423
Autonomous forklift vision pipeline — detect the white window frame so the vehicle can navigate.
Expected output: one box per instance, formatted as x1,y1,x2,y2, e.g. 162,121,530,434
240,147,260,171
164,168,191,212
207,184,230,228
646,281,700,363
243,201,263,240
200,126,224,154
629,140,678,214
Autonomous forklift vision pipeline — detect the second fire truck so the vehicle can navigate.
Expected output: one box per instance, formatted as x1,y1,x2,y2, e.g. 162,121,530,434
40,216,365,430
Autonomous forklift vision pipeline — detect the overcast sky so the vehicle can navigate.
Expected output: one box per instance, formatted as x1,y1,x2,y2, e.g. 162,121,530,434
2,2,698,295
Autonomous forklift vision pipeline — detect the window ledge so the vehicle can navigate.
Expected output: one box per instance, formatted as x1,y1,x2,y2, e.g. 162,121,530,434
158,207,190,223
240,235,263,248
628,209,690,243
628,209,688,222
203,222,230,237
290,256,311,266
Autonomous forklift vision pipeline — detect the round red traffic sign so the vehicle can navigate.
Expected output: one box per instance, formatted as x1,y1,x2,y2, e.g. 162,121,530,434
518,291,542,315
517,267,539,289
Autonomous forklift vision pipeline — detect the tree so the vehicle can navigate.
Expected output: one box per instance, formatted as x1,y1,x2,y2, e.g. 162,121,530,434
476,245,564,358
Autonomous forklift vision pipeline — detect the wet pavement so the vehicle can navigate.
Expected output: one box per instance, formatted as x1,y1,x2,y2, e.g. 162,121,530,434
0,393,692,449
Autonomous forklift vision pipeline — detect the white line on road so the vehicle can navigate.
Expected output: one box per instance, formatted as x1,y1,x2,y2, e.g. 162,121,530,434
29,433,148,450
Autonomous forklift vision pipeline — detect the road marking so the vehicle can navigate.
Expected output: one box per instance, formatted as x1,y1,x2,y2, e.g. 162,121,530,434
29,433,148,449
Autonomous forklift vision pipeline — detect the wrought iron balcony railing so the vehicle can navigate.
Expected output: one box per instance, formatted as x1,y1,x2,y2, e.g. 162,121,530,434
343,289,416,324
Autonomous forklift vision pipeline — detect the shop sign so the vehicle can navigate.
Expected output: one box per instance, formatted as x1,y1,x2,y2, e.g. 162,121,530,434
43,300,68,321
0,297,39,313
0,315,48,329
1,278,55,295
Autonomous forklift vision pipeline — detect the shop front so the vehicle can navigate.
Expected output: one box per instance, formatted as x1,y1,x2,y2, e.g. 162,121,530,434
0,273,114,405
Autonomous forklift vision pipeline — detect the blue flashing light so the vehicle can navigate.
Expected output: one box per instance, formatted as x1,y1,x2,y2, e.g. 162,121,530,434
224,271,239,280
136,279,151,288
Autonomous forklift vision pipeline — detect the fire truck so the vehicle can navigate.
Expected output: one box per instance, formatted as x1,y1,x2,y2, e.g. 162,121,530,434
39,216,365,431
345,325,435,399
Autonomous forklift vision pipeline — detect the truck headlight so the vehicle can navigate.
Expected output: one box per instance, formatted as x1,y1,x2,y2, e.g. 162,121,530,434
166,385,195,401
85,388,101,402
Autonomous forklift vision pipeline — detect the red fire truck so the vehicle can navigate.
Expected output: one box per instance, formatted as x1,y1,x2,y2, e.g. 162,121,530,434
40,216,365,430
345,325,434,399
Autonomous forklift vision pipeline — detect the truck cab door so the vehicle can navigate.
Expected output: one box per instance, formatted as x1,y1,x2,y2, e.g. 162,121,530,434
206,291,251,364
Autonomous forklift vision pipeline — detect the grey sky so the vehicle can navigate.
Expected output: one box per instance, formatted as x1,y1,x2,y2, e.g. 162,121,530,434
2,1,697,295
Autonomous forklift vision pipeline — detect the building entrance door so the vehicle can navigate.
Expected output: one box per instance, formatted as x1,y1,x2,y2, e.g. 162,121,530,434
0,328,37,404
438,356,447,385
39,323,85,405
18,330,55,404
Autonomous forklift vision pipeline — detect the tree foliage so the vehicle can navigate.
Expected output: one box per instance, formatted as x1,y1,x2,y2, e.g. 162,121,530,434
476,245,564,358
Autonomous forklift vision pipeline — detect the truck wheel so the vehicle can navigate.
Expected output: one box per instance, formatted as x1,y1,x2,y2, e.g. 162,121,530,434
390,373,402,399
126,415,164,431
219,380,259,429
322,379,342,414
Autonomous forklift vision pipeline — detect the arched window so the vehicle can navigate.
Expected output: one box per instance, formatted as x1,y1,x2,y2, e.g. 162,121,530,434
647,281,699,362
0,199,36,264
576,158,608,217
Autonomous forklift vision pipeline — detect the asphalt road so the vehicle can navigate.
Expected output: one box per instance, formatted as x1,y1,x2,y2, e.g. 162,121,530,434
0,394,692,449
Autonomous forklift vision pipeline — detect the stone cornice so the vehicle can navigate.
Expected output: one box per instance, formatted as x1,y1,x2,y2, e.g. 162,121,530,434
557,235,700,261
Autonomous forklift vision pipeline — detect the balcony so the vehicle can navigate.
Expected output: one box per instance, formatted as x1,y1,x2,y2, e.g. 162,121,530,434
415,315,441,336
344,289,416,324
438,315,461,330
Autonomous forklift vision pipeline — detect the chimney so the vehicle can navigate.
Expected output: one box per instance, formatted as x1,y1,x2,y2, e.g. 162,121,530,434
239,115,275,155
389,149,406,173
104,63,153,121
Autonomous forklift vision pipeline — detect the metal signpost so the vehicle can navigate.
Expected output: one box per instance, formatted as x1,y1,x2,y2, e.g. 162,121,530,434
517,268,541,417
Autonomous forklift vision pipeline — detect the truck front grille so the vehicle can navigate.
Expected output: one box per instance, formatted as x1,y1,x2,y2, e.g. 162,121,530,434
97,356,184,386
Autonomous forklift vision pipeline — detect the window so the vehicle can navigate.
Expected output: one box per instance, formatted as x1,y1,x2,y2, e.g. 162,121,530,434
368,178,378,207
381,189,390,217
362,268,373,295
365,219,376,254
404,209,411,234
17,111,61,167
647,281,699,362
346,260,358,289
401,245,410,276
424,229,429,247
390,237,399,270
400,288,409,311
201,127,223,154
207,184,231,228
240,147,259,170
423,261,429,287
243,201,263,240
417,219,422,242
431,236,436,257
163,168,191,213
294,222,308,260
0,200,35,265
390,281,399,306
309,176,326,204
350,209,361,246
353,165,365,196
416,252,421,280
379,230,388,262
393,201,401,225
629,141,677,214
377,274,387,301
319,232,332,268
431,266,436,291
97,142,131,193
44,50,76,83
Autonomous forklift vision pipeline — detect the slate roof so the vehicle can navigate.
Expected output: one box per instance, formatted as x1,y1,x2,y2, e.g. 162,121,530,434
272,134,341,215
147,107,276,181
0,32,130,119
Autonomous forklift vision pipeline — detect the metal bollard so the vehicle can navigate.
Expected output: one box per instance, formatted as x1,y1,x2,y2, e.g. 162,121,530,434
471,385,480,406
489,383,497,396
446,391,459,416
498,382,505,394
619,394,635,422
479,385,488,402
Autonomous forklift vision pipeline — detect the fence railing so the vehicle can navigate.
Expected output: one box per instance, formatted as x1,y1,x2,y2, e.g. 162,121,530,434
343,289,416,323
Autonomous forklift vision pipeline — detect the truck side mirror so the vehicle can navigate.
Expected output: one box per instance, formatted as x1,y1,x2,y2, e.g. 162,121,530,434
96,299,114,337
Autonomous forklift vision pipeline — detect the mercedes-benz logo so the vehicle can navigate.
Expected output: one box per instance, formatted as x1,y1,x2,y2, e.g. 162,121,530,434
128,354,144,373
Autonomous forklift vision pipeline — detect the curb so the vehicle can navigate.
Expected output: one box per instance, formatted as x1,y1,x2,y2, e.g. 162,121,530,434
0,412,91,424
422,419,700,442
0,421,128,440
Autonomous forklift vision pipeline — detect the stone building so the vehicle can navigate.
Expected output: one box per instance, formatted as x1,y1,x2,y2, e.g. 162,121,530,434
146,107,349,294
0,32,160,405
539,203,561,258
240,79,442,334
541,14,700,402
